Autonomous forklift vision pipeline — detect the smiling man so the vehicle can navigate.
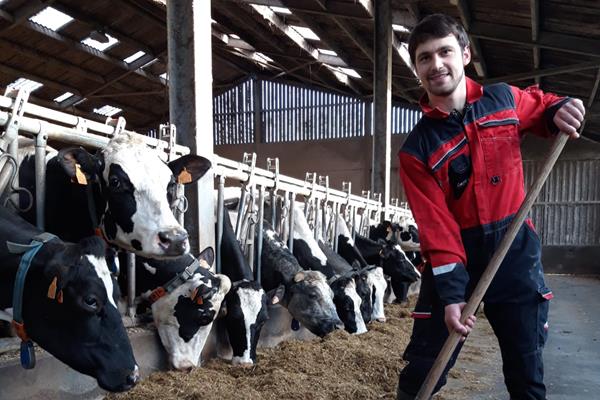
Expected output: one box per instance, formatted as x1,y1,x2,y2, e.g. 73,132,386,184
396,14,585,400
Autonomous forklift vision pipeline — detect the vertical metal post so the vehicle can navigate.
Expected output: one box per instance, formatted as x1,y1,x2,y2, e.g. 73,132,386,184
333,202,340,252
255,185,265,283
235,189,247,241
34,124,48,229
288,192,295,251
216,175,225,274
126,252,136,318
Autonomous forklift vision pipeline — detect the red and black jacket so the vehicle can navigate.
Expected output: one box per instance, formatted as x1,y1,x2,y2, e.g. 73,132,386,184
398,78,568,306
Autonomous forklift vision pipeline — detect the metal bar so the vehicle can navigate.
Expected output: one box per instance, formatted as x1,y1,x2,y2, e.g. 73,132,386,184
126,252,136,318
255,185,265,283
216,175,225,274
34,124,48,229
288,192,295,251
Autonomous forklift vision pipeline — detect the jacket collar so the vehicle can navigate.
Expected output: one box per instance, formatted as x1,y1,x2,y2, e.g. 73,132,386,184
419,77,484,119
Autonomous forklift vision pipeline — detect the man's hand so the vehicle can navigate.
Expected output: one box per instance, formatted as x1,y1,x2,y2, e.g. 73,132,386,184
553,98,585,139
444,302,476,341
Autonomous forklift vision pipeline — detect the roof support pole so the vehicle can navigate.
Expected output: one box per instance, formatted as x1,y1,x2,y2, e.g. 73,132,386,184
167,0,215,255
372,0,392,215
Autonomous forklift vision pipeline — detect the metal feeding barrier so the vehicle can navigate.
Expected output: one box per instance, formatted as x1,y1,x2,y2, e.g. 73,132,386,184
212,152,413,281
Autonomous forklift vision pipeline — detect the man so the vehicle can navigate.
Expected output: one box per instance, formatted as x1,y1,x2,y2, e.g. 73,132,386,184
397,14,585,400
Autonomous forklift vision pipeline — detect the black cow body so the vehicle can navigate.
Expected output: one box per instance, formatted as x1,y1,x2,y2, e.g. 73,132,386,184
260,222,343,337
0,207,138,392
219,212,268,365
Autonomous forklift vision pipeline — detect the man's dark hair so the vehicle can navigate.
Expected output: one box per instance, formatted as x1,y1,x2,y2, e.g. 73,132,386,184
408,14,470,65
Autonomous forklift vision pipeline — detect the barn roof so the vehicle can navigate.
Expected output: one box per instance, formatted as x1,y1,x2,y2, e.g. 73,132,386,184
0,0,598,141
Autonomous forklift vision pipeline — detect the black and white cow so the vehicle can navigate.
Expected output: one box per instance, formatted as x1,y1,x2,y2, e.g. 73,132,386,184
335,214,388,322
290,206,366,334
0,207,138,392
219,212,269,365
354,234,421,303
131,247,230,370
18,132,211,258
260,222,343,337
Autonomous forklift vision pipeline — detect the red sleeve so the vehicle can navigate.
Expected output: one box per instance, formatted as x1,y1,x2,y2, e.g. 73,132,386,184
511,85,569,137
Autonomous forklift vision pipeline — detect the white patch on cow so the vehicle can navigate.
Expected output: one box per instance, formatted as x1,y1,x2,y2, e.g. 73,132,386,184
152,273,230,370
293,210,328,266
343,281,367,334
336,214,355,246
265,229,287,248
367,267,387,322
231,285,266,365
101,133,186,257
394,244,421,278
142,262,157,275
0,308,13,322
86,255,117,309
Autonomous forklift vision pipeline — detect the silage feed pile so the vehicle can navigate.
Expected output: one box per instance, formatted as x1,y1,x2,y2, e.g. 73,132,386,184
107,299,494,400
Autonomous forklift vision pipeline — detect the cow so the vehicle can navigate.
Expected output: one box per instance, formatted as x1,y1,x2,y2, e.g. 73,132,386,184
289,205,366,334
354,234,421,303
0,207,138,392
17,132,211,258
218,211,269,365
335,214,388,322
130,247,230,370
259,221,343,337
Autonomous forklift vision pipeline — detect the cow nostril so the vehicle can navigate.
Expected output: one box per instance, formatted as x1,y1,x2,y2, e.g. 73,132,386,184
126,367,139,386
158,231,172,245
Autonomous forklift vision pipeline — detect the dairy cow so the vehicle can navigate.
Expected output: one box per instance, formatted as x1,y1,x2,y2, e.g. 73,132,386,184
18,132,211,258
0,207,138,392
335,214,388,322
290,205,366,334
260,222,343,337
132,247,230,370
219,212,268,365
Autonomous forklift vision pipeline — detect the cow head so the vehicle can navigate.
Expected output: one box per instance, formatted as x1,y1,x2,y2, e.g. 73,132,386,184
25,236,138,392
395,219,421,252
57,133,211,258
365,266,387,322
380,243,421,284
224,280,269,365
329,275,366,334
273,270,343,337
150,248,231,370
353,268,373,324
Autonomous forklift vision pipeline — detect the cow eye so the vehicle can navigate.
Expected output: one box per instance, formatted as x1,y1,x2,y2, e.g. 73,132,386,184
83,295,99,311
108,176,120,188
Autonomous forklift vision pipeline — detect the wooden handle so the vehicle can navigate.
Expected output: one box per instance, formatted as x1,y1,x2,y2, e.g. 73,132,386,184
415,132,569,400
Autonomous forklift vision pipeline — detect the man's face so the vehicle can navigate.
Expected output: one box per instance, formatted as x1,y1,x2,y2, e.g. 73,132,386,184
414,34,471,97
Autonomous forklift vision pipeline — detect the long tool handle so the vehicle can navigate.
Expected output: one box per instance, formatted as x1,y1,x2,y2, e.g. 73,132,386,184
415,132,569,400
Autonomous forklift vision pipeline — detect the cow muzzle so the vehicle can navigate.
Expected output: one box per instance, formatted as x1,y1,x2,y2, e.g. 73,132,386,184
157,228,189,256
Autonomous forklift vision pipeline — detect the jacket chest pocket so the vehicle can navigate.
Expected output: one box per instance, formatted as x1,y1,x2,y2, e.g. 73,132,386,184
476,117,521,182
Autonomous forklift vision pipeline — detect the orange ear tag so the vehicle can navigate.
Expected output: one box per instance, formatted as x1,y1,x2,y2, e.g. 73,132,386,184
74,163,88,185
177,168,193,184
47,277,58,299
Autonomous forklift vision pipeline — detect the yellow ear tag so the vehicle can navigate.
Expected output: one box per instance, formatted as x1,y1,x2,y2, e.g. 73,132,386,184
47,277,58,299
74,163,88,185
177,168,193,184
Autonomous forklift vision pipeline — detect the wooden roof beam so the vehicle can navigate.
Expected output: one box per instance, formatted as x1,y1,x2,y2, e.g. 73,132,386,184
580,67,600,136
483,61,600,84
0,0,56,34
449,0,487,78
471,22,600,58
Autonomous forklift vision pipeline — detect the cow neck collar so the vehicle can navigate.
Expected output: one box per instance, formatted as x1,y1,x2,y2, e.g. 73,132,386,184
148,258,203,303
6,232,58,369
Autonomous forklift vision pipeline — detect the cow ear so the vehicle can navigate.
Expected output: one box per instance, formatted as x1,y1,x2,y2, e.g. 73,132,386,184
57,147,101,183
268,284,286,305
198,246,214,269
293,271,305,283
351,260,361,270
168,154,212,185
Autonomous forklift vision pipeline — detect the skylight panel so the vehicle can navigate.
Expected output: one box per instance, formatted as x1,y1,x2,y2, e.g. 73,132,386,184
254,52,273,63
340,67,361,79
319,48,337,56
54,92,74,102
82,34,119,51
270,6,292,14
29,7,73,31
7,78,43,93
94,105,122,117
392,24,410,33
124,51,145,64
290,26,320,41
397,41,417,77
229,34,240,39
160,73,168,81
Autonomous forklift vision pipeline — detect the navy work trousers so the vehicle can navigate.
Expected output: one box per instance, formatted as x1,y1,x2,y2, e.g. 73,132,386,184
397,220,551,399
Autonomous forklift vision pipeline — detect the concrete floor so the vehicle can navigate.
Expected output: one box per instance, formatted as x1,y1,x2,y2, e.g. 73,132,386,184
442,274,600,399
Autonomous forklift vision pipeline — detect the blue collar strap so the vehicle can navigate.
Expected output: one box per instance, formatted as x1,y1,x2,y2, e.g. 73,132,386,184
6,232,57,369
